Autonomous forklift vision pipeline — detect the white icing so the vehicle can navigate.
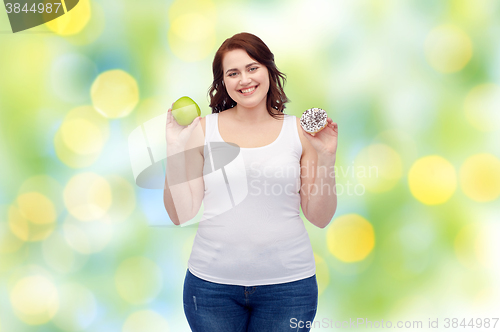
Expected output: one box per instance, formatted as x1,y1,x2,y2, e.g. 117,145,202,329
300,108,327,133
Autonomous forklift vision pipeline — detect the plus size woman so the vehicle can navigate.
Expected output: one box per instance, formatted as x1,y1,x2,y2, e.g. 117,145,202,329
164,32,338,332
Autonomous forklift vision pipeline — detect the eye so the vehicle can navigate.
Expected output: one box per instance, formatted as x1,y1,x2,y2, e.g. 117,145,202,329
228,72,237,77
249,67,258,72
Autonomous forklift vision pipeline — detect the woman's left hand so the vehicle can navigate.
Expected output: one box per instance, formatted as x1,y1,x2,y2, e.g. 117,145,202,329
302,117,338,157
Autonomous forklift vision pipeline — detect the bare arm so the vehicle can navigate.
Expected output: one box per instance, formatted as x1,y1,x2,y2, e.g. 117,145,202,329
297,119,337,228
163,108,205,225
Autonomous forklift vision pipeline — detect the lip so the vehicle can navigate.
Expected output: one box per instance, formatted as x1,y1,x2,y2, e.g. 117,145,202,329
239,85,259,96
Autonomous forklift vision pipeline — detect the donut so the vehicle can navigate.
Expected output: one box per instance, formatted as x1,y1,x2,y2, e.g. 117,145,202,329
300,108,328,135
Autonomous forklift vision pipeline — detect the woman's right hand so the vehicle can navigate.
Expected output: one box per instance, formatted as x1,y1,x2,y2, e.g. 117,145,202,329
166,103,201,152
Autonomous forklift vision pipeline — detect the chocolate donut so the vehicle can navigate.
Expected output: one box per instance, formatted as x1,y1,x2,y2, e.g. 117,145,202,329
300,108,328,135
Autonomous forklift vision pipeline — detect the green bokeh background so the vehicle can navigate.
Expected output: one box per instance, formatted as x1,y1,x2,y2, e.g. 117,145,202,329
1,0,499,331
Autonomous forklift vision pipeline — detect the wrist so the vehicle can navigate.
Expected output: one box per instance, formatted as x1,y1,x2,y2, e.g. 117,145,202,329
318,153,336,164
166,144,186,157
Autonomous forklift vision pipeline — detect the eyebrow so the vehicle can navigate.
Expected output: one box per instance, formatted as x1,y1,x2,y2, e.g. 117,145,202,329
225,62,259,74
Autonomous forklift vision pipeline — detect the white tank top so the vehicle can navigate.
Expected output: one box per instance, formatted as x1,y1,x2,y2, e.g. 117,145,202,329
187,112,316,286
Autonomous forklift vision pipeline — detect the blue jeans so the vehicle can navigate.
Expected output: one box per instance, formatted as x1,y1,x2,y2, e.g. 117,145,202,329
183,269,318,331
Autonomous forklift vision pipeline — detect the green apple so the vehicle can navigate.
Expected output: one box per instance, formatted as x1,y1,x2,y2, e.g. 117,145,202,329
172,96,201,126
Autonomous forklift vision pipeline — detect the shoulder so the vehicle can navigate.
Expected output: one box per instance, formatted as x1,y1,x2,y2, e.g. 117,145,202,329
292,115,312,159
219,107,235,121
290,115,306,139
199,112,218,138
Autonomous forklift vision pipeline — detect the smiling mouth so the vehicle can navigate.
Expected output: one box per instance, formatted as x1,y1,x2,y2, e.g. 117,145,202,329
239,85,258,95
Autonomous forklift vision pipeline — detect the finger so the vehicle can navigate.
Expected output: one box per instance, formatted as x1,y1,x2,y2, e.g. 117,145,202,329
188,116,201,129
302,129,315,138
166,110,172,123
192,116,201,125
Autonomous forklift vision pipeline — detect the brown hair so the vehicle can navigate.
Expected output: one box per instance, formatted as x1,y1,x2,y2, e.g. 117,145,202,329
207,32,289,119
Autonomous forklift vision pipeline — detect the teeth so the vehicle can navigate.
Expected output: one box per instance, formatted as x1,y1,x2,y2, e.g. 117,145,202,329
241,86,256,93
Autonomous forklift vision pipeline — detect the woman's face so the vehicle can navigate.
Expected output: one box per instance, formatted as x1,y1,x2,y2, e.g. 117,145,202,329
222,49,270,110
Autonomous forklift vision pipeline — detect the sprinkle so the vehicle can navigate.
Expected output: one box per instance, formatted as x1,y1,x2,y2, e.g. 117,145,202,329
300,108,327,133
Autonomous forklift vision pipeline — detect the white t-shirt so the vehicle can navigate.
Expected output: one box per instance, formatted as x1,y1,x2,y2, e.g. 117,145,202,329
187,112,316,286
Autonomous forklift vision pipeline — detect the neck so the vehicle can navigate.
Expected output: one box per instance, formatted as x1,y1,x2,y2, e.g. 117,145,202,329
233,100,280,124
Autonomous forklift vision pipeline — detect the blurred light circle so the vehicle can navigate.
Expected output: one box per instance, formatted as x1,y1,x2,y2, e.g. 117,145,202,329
63,172,112,221
459,153,500,202
105,175,136,223
123,310,169,332
54,106,109,168
115,256,163,304
314,254,330,296
62,214,114,254
91,70,139,118
373,130,419,170
168,0,216,26
42,231,88,274
7,264,53,284
168,13,216,62
171,12,212,43
54,129,100,168
17,192,56,225
450,0,498,26
18,175,65,215
408,155,457,205
9,196,57,242
50,53,98,103
424,24,473,73
45,0,91,35
0,205,24,253
61,0,105,46
167,0,216,62
464,83,500,132
10,275,59,325
52,283,97,331
354,143,403,193
8,204,31,241
327,214,375,262
61,118,103,154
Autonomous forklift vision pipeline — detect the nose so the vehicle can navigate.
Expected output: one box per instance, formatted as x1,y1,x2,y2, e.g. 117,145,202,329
240,72,252,85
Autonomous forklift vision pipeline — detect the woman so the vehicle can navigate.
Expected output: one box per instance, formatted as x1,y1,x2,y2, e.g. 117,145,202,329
164,32,338,331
